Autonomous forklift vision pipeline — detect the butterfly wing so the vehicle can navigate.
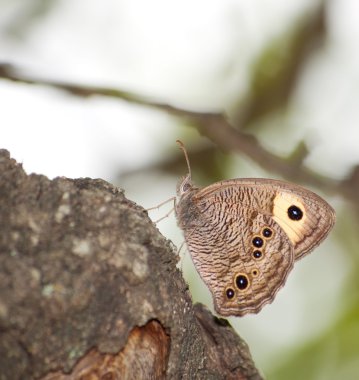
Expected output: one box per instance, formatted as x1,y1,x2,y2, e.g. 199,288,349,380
176,178,335,317
196,178,335,261
181,198,294,316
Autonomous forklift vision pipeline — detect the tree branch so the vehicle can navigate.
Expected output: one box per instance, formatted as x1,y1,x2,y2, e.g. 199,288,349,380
0,149,262,380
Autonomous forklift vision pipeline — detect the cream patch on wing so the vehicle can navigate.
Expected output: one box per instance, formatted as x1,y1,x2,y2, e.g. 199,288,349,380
272,192,308,245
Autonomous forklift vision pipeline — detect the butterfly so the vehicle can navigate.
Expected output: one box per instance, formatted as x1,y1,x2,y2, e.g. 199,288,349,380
175,140,335,316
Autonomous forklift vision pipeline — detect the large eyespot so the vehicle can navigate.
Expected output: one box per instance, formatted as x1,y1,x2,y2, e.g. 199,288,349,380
253,250,262,259
226,288,235,299
235,274,249,290
252,236,264,248
287,205,303,221
262,227,273,238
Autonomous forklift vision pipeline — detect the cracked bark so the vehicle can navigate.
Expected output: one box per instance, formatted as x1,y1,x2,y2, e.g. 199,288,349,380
0,149,262,380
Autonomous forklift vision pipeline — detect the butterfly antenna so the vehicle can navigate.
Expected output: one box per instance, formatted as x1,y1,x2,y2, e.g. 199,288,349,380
176,140,192,177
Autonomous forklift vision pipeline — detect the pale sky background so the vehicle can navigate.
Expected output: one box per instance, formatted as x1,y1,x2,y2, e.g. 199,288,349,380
1,0,358,375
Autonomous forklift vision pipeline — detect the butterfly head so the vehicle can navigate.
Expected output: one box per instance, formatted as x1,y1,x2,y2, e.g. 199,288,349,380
177,174,194,198
176,174,200,229
176,140,197,199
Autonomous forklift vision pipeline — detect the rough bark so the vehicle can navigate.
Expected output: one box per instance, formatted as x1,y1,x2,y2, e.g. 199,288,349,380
0,149,262,380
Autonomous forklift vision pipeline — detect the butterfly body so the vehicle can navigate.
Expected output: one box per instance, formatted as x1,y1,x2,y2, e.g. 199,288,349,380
176,169,335,317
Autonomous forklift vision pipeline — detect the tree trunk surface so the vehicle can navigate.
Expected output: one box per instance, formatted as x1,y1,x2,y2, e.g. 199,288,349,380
0,149,263,380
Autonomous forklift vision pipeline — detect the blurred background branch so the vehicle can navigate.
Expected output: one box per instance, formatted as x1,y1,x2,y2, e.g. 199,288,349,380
1,61,357,211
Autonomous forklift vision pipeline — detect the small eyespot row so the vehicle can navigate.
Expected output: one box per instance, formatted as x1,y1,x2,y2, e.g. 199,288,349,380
235,274,249,290
262,227,273,239
251,226,273,259
226,287,235,299
252,269,259,277
226,273,254,299
252,236,264,248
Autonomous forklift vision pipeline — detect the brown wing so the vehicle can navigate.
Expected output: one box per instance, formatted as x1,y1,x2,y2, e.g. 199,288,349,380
176,178,335,316
182,194,294,316
195,178,335,260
